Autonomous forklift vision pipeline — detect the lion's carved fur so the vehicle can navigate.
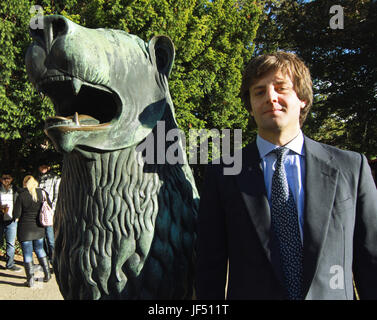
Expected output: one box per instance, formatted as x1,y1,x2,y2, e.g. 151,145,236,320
54,110,197,300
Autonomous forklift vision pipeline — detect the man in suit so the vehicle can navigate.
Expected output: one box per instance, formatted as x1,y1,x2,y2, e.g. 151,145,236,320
195,51,377,300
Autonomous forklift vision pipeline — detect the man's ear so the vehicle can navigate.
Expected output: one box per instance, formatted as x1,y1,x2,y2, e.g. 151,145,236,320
149,35,175,78
249,99,254,116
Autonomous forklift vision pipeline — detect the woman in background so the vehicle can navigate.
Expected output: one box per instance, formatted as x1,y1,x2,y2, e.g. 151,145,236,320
13,175,51,287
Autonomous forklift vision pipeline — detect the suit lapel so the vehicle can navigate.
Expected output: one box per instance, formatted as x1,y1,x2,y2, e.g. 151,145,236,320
235,142,288,287
235,142,272,261
302,137,339,295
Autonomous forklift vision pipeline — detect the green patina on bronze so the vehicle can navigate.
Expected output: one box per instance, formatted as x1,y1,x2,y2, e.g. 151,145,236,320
26,15,198,299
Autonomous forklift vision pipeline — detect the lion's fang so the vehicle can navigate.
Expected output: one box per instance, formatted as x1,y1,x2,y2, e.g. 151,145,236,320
74,112,80,126
72,78,82,95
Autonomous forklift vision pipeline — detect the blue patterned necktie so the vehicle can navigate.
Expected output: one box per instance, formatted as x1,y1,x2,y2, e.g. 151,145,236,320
270,147,303,300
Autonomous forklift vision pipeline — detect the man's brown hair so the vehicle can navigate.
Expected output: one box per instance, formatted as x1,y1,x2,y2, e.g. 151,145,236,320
240,51,313,126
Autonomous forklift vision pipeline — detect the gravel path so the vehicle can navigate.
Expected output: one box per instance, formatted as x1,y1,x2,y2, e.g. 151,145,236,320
0,254,63,300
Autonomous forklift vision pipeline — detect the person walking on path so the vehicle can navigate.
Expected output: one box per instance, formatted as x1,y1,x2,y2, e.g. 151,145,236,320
0,172,22,272
13,175,52,287
37,160,60,268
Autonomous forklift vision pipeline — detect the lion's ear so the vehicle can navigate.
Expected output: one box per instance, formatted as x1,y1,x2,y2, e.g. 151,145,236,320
149,35,175,78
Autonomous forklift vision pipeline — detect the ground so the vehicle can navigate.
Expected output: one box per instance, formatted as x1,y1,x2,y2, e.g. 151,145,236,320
0,254,63,300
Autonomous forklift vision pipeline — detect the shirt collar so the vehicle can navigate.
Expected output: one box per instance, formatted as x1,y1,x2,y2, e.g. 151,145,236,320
0,184,13,193
256,130,305,159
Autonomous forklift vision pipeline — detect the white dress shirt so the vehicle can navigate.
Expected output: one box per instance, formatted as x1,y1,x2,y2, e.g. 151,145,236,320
256,131,306,240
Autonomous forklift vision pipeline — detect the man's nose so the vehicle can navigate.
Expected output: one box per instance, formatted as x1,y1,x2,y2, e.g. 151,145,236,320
266,86,278,103
29,15,69,52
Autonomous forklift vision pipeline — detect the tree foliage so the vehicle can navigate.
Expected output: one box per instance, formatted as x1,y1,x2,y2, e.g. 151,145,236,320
0,0,58,184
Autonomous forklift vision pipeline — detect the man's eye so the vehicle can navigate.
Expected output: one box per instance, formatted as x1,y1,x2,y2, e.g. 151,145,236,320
254,91,264,96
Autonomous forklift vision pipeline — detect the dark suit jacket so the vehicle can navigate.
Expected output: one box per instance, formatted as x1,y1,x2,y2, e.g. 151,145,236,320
195,136,377,300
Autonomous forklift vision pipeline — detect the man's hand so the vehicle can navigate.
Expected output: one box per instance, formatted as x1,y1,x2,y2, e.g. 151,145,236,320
0,205,9,214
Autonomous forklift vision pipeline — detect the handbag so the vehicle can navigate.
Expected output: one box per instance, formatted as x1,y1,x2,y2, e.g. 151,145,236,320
39,190,53,227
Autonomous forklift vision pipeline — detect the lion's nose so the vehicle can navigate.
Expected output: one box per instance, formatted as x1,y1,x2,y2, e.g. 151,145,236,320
29,15,69,52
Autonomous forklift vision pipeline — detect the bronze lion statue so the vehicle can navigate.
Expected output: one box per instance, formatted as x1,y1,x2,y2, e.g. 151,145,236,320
25,15,198,300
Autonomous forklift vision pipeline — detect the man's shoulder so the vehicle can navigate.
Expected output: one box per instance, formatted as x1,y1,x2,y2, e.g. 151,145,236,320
41,171,60,180
12,185,20,195
209,141,256,162
50,172,61,180
206,141,257,177
304,136,363,166
17,188,28,197
0,185,17,194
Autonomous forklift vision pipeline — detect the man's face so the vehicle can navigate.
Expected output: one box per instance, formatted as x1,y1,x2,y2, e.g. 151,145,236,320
1,175,13,188
249,69,306,140
39,165,50,174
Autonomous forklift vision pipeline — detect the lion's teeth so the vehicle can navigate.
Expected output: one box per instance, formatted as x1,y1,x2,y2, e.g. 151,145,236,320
72,78,82,95
74,112,80,126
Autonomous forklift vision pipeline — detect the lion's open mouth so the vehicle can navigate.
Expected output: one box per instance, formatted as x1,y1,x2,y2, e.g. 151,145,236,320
38,75,120,131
